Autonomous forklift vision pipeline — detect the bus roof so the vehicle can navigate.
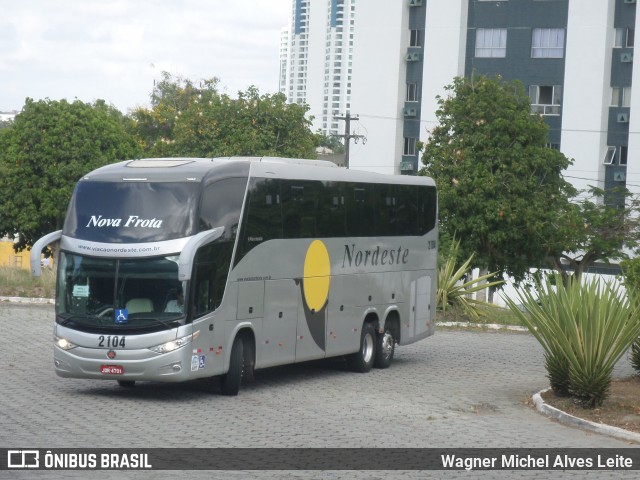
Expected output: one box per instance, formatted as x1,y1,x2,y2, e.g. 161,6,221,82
80,157,435,187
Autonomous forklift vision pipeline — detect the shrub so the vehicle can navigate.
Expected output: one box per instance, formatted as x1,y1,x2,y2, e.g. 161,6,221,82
620,258,640,376
631,340,640,374
437,239,503,321
506,274,640,407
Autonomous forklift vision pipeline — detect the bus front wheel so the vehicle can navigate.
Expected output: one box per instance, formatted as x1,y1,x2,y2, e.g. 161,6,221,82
220,335,244,396
347,323,376,373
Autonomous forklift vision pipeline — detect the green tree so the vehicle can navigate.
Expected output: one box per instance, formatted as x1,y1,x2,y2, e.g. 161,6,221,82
420,75,575,281
551,186,640,283
0,119,12,131
317,132,345,154
0,98,141,252
132,72,319,159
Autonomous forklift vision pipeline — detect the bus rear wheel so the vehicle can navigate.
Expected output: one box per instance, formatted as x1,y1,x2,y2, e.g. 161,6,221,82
347,323,376,373
220,335,245,396
374,328,395,369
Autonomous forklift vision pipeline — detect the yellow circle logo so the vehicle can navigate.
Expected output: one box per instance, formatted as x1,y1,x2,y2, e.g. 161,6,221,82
303,240,331,312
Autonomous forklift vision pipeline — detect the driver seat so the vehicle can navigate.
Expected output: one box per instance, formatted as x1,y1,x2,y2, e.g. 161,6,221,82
126,298,154,314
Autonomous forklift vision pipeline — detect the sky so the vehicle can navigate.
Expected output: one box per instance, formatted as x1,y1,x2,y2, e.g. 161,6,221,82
0,0,291,114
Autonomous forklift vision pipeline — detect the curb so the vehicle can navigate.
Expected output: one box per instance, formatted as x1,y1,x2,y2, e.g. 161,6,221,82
532,388,640,444
0,296,54,305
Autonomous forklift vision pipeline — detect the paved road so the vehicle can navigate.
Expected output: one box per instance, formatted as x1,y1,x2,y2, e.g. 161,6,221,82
0,303,637,479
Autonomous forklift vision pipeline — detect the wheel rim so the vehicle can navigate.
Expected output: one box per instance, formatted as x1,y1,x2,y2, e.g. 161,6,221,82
380,332,394,359
363,332,375,364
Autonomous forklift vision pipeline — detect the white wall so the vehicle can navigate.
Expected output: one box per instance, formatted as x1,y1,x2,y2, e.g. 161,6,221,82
348,0,406,174
421,0,468,143
561,0,615,194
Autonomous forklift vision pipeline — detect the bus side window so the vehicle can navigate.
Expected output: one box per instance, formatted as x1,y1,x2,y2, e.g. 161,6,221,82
199,177,248,239
282,180,319,239
192,240,233,318
346,184,376,237
377,184,395,236
236,178,282,265
193,265,216,317
395,185,419,236
418,185,437,235
317,181,346,237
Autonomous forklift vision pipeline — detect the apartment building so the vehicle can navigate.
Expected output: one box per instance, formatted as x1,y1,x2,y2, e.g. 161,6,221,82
281,0,638,199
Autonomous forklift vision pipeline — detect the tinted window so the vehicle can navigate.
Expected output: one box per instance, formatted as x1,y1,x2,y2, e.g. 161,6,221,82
237,178,283,262
317,182,347,237
235,178,437,264
346,184,376,237
64,181,199,242
192,239,233,317
377,184,396,237
199,177,248,239
394,185,419,236
418,185,437,235
282,180,320,239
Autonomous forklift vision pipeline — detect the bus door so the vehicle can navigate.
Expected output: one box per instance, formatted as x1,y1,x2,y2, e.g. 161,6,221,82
259,279,298,367
325,274,361,357
407,274,431,340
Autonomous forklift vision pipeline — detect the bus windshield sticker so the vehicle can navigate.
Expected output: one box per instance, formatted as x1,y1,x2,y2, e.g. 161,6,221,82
72,285,89,297
115,309,129,325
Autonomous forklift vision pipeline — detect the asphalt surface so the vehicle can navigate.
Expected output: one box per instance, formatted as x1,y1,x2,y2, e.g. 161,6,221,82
1,302,638,479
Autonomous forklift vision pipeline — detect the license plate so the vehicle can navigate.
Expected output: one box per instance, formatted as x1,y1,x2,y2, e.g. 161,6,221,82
100,365,124,375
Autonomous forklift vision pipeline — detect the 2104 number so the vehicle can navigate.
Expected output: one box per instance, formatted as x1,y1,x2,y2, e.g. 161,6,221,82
98,335,126,348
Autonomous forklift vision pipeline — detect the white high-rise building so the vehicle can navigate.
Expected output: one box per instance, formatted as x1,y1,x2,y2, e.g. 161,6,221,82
282,0,357,137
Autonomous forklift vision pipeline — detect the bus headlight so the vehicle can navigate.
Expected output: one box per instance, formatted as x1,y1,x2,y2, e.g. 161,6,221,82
55,336,77,350
149,331,200,354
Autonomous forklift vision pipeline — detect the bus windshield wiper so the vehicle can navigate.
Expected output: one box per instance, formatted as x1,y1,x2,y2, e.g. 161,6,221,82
130,316,180,329
57,315,87,326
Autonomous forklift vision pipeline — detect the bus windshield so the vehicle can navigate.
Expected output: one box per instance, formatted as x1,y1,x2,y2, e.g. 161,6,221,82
55,252,187,331
63,181,200,242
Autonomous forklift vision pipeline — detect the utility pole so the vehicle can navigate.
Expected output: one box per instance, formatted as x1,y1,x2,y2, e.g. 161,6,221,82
333,113,366,169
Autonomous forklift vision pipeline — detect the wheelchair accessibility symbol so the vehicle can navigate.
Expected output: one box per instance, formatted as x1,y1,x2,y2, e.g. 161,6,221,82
115,309,129,324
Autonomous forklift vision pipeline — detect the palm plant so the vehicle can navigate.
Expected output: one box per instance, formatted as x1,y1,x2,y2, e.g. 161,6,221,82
437,239,504,321
506,274,640,407
631,341,640,374
619,258,640,376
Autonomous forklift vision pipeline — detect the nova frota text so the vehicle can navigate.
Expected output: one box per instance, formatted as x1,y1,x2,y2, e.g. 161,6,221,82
86,215,163,229
342,244,409,268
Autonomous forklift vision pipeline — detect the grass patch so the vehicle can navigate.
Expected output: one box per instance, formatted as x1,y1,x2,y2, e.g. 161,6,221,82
0,266,56,298
437,304,523,326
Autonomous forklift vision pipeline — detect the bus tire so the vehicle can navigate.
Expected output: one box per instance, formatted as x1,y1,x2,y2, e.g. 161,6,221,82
220,335,244,396
347,323,376,373
374,328,395,369
117,380,135,388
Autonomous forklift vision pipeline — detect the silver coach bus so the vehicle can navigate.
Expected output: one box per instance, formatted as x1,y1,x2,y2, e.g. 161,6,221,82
31,157,438,395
